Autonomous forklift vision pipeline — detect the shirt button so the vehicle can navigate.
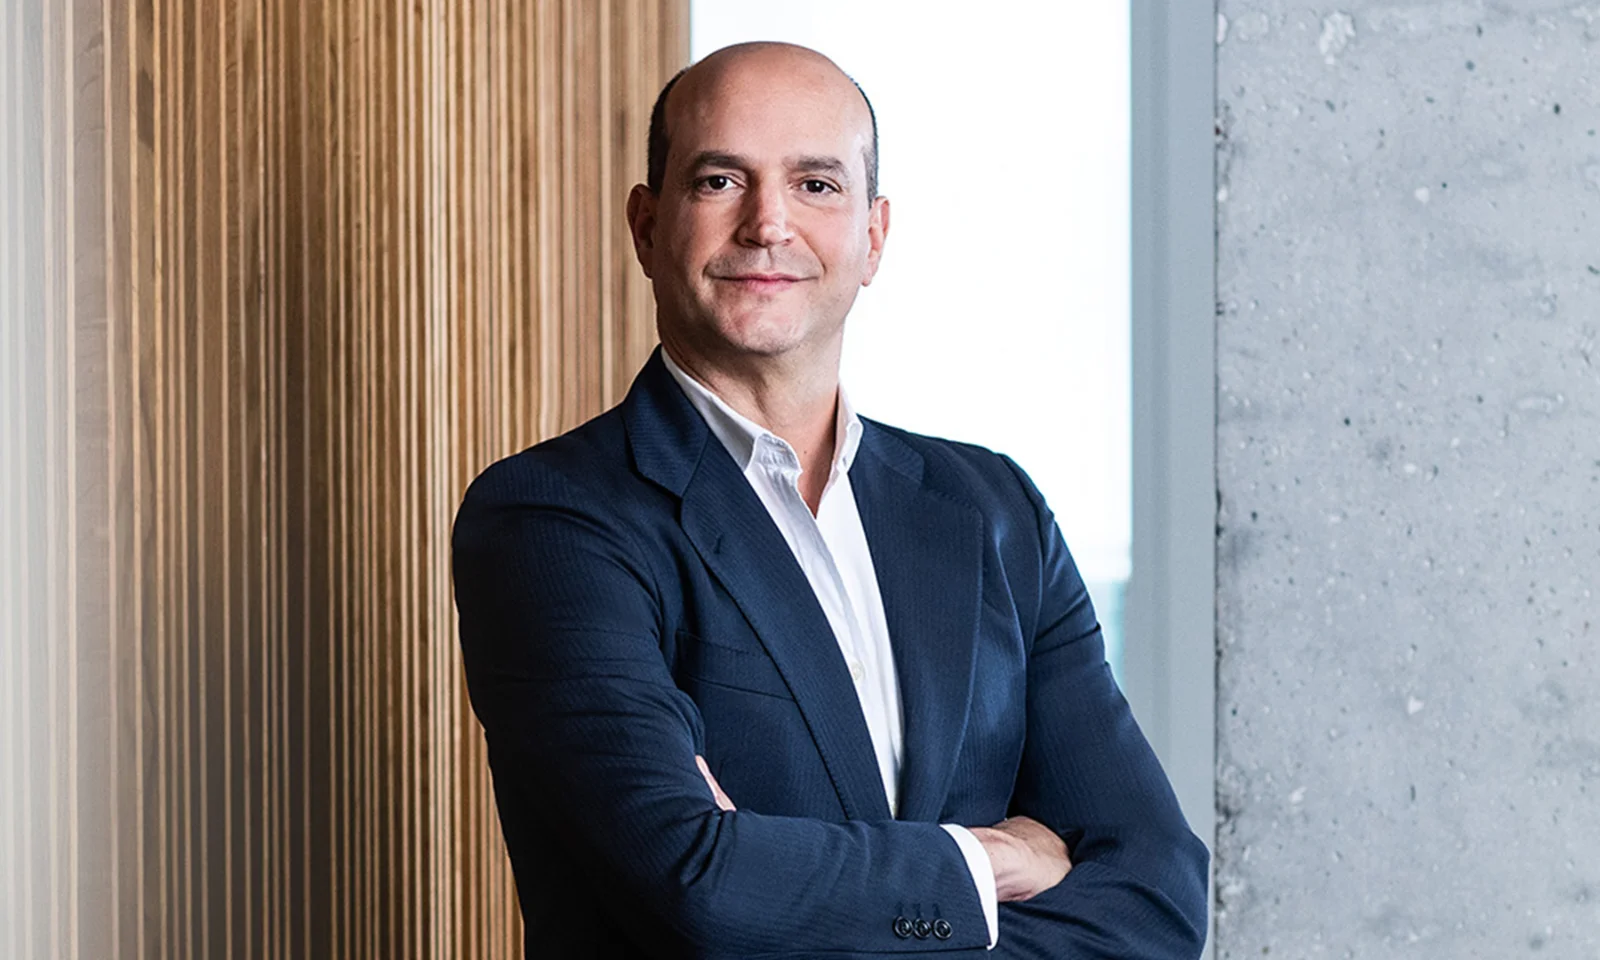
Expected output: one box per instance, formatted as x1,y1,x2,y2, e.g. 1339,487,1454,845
848,660,865,683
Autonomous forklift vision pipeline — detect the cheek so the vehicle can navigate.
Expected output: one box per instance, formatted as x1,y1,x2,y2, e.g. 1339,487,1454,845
810,218,873,271
662,209,730,268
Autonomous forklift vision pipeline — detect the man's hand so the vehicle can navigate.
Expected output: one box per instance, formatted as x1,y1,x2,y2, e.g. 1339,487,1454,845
696,755,736,811
969,816,1071,902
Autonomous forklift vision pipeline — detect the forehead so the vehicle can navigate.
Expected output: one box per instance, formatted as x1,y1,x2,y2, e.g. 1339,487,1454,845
666,54,872,170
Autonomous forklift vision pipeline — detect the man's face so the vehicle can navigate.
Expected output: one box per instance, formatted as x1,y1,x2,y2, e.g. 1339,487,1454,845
628,49,888,367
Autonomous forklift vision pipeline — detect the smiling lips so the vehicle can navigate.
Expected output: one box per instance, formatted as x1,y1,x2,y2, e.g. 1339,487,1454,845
715,273,809,294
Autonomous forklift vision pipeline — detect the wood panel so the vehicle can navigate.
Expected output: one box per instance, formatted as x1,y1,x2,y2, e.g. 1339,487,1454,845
0,1,689,956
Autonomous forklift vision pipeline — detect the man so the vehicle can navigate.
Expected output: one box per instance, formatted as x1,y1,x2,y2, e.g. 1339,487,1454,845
453,42,1208,958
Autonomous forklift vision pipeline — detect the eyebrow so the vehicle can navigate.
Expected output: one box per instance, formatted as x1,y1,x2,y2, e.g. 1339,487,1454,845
683,151,855,187
790,155,853,184
685,151,749,174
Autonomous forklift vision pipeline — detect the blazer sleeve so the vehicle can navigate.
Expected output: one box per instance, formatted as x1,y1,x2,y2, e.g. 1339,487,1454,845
452,462,990,958
993,456,1210,959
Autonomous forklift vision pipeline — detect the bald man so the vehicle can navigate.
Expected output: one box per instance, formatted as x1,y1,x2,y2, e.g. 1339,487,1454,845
454,43,1208,958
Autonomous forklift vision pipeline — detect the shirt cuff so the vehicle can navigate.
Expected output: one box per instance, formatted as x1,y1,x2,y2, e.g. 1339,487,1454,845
940,824,999,949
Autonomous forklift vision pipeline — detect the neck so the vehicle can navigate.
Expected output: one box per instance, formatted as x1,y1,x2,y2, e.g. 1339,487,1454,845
661,336,841,513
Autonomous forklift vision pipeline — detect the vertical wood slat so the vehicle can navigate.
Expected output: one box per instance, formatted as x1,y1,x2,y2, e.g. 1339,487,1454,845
0,1,687,956
1,0,26,948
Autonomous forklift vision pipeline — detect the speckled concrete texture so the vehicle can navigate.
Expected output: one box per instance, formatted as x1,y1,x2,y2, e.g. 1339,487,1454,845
1214,3,1600,956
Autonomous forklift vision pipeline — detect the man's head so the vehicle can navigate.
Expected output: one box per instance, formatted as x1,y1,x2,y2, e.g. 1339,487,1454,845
625,43,890,373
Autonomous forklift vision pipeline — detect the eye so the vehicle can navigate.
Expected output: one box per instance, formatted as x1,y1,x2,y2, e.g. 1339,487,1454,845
801,179,837,195
698,174,734,192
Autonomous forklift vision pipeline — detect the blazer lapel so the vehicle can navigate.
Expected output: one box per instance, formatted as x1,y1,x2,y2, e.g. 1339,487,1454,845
851,422,984,824
624,351,893,822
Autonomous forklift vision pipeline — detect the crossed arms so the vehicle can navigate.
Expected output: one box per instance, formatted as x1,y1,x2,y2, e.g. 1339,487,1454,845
453,454,1208,957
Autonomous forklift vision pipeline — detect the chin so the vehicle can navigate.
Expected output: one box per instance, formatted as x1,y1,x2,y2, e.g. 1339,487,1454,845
709,312,815,358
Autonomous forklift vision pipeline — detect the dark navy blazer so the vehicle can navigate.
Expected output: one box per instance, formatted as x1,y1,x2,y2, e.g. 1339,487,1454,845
453,350,1208,958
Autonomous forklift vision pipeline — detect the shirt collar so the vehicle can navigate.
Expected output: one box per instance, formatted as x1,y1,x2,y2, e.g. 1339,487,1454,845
661,348,863,476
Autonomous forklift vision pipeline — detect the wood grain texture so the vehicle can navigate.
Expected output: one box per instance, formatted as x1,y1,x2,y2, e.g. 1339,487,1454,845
0,1,689,956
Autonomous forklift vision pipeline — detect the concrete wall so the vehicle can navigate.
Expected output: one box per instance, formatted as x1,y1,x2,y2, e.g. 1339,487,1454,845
1214,3,1600,956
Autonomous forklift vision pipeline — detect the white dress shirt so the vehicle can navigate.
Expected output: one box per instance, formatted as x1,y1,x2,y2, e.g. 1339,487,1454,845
662,350,1000,948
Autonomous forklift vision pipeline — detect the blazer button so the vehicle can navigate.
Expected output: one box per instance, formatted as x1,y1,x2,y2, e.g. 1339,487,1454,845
912,918,932,939
932,918,952,940
892,916,913,939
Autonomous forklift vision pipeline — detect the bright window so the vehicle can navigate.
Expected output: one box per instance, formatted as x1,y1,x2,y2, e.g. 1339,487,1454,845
691,2,1131,677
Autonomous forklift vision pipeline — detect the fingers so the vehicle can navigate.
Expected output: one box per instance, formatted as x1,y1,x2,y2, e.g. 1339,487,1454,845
998,817,1071,861
1006,817,1071,868
695,754,736,811
975,816,1072,902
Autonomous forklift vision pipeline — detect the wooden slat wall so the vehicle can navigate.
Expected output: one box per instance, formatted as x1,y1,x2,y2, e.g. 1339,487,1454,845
0,1,689,957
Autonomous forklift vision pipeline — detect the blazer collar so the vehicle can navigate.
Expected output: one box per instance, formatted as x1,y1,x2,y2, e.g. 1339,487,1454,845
849,423,983,823
621,350,982,824
621,348,712,499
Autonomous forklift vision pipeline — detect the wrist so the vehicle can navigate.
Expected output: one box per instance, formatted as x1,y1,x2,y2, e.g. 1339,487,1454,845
969,826,1026,901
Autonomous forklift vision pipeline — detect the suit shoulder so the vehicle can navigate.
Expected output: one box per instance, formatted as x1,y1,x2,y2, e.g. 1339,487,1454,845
457,407,634,515
861,418,1042,516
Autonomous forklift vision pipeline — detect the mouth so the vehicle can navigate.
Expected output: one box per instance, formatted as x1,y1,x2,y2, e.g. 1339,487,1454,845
713,274,809,293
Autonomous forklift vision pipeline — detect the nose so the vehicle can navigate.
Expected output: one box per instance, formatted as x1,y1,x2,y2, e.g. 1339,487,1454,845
735,179,794,248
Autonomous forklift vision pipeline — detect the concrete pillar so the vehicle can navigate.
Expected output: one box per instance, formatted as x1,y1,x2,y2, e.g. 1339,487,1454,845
1214,4,1600,956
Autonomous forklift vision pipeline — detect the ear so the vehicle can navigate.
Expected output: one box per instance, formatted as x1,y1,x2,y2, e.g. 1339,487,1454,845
860,195,890,287
626,184,658,278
